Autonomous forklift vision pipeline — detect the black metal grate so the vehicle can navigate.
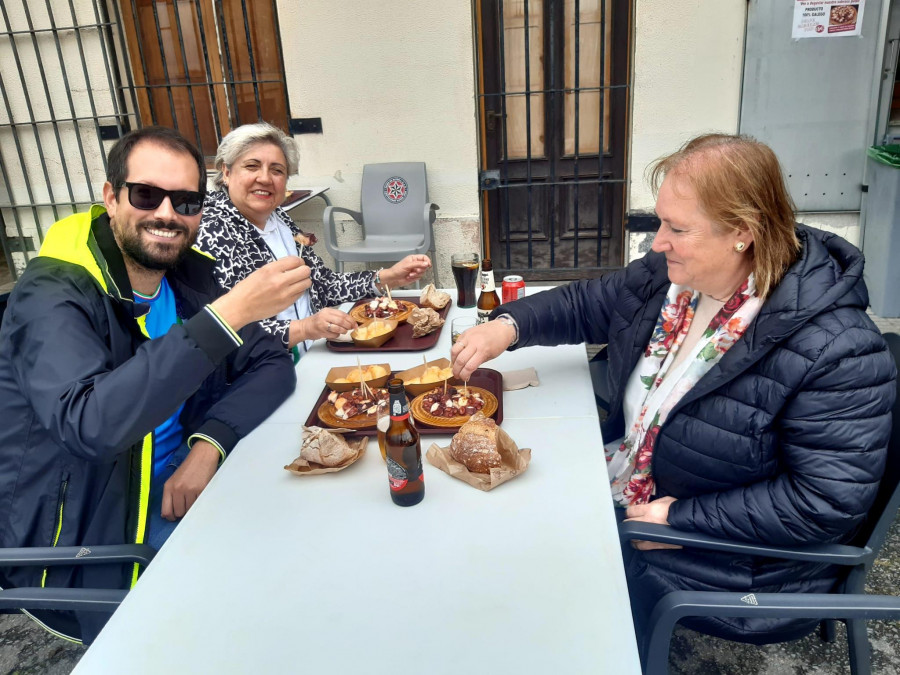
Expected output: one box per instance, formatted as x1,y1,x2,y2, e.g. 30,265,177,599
476,0,629,280
0,1,133,281
0,0,290,283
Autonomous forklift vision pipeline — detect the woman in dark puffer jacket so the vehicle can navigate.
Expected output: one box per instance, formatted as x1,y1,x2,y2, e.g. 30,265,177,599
451,133,896,644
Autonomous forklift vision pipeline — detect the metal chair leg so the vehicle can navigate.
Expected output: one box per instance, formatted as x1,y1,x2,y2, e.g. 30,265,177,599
846,618,872,675
820,619,837,643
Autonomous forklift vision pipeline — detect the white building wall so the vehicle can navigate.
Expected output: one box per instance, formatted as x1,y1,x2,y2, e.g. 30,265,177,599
628,0,746,213
275,0,481,287
0,0,866,282
626,0,862,260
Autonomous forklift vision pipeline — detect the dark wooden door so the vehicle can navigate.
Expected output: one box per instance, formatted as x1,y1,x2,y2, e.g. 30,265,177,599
477,0,629,280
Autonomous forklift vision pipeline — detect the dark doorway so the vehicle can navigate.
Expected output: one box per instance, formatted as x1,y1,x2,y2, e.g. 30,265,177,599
476,0,630,281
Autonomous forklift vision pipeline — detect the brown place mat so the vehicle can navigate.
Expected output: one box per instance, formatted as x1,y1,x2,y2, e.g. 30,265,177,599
349,299,417,324
410,386,498,427
327,298,452,353
304,368,503,436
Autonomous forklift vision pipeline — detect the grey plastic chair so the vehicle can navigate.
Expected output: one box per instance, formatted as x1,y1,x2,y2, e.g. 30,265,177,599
322,162,438,272
619,332,900,675
0,544,155,614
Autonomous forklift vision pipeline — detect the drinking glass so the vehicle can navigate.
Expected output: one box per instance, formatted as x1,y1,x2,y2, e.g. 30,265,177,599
451,317,476,345
451,253,480,308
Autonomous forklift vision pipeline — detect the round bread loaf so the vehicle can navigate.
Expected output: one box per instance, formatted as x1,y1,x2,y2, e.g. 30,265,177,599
449,415,501,473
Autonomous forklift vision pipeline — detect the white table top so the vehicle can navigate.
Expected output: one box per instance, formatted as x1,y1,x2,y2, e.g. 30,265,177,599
73,289,640,675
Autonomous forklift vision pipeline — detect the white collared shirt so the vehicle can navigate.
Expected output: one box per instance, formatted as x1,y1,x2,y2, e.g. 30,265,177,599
258,214,312,353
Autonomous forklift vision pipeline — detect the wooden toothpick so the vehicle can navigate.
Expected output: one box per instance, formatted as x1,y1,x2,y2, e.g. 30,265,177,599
357,357,372,399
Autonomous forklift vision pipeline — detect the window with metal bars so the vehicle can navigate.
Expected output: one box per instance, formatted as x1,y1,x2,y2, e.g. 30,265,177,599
116,0,291,161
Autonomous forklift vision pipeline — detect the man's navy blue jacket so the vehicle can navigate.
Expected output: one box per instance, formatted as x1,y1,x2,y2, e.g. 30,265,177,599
0,206,295,643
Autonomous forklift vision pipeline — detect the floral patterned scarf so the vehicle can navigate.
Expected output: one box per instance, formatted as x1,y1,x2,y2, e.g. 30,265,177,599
606,275,762,506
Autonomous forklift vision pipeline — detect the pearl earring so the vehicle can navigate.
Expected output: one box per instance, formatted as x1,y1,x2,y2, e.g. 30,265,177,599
734,241,746,252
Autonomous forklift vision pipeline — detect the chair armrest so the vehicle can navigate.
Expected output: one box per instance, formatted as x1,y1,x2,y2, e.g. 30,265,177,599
643,590,900,674
420,202,439,252
618,521,871,565
322,206,364,258
0,544,156,568
0,586,128,613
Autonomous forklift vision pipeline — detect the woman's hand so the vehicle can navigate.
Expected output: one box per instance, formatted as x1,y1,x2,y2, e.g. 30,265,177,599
450,320,516,380
379,255,432,289
291,308,357,345
624,496,682,551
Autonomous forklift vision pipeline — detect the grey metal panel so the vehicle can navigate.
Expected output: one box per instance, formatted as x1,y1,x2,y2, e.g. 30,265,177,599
740,0,884,211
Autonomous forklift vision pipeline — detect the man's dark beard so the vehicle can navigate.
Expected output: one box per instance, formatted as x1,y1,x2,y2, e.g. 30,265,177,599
117,220,196,271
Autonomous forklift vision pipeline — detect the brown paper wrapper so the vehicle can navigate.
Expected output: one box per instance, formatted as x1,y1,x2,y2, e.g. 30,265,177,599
425,426,530,491
284,427,369,476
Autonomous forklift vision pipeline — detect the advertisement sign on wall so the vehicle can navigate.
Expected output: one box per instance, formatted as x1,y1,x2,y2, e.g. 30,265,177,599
792,0,865,38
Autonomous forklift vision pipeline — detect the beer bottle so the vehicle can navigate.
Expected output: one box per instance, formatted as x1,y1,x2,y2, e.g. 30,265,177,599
476,258,500,325
384,378,425,506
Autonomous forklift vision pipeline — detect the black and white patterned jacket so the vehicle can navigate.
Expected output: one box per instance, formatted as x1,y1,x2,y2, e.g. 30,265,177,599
195,190,378,348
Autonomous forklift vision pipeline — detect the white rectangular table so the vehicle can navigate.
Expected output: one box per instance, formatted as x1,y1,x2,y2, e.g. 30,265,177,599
73,289,641,674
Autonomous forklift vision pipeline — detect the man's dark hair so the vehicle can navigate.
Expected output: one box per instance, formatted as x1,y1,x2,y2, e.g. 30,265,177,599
106,126,206,197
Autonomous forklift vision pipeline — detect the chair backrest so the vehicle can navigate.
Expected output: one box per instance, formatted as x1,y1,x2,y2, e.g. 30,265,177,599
856,331,900,556
359,162,430,236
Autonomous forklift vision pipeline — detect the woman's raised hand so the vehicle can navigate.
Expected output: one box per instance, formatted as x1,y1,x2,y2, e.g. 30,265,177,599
379,255,432,288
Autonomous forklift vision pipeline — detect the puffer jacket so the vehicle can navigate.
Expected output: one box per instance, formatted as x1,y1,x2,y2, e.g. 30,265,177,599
495,224,895,641
195,190,379,348
0,206,295,643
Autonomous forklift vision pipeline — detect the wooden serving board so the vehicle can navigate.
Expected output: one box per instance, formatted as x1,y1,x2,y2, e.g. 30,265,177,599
409,386,498,428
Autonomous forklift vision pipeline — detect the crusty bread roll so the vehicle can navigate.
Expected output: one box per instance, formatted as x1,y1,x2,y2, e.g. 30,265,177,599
420,284,451,310
449,414,501,473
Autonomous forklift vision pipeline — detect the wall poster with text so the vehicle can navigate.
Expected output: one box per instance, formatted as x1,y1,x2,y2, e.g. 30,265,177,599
792,0,865,38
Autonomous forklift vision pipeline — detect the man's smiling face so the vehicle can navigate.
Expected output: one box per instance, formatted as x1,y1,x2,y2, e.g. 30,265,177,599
103,140,202,271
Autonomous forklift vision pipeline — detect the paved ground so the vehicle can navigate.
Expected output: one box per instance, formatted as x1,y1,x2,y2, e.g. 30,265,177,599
1,315,899,674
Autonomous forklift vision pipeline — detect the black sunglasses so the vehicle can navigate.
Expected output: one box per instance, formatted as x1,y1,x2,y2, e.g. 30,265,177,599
122,182,204,216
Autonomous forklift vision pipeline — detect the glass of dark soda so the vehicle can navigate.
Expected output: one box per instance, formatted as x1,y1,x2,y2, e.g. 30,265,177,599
451,252,479,308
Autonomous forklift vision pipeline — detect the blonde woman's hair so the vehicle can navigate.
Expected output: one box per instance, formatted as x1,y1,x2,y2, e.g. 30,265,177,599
212,122,299,190
649,133,800,299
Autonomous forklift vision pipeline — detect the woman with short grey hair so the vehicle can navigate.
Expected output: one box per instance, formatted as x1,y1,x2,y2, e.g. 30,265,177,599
211,122,299,191
196,122,431,356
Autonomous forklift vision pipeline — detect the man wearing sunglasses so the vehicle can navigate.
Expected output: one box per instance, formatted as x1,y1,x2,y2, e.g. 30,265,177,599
0,126,312,644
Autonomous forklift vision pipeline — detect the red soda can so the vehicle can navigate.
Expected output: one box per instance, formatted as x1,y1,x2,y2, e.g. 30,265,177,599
502,275,526,304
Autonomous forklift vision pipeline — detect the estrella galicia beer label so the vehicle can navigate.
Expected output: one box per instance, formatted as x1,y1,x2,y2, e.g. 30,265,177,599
387,457,408,490
390,397,409,420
